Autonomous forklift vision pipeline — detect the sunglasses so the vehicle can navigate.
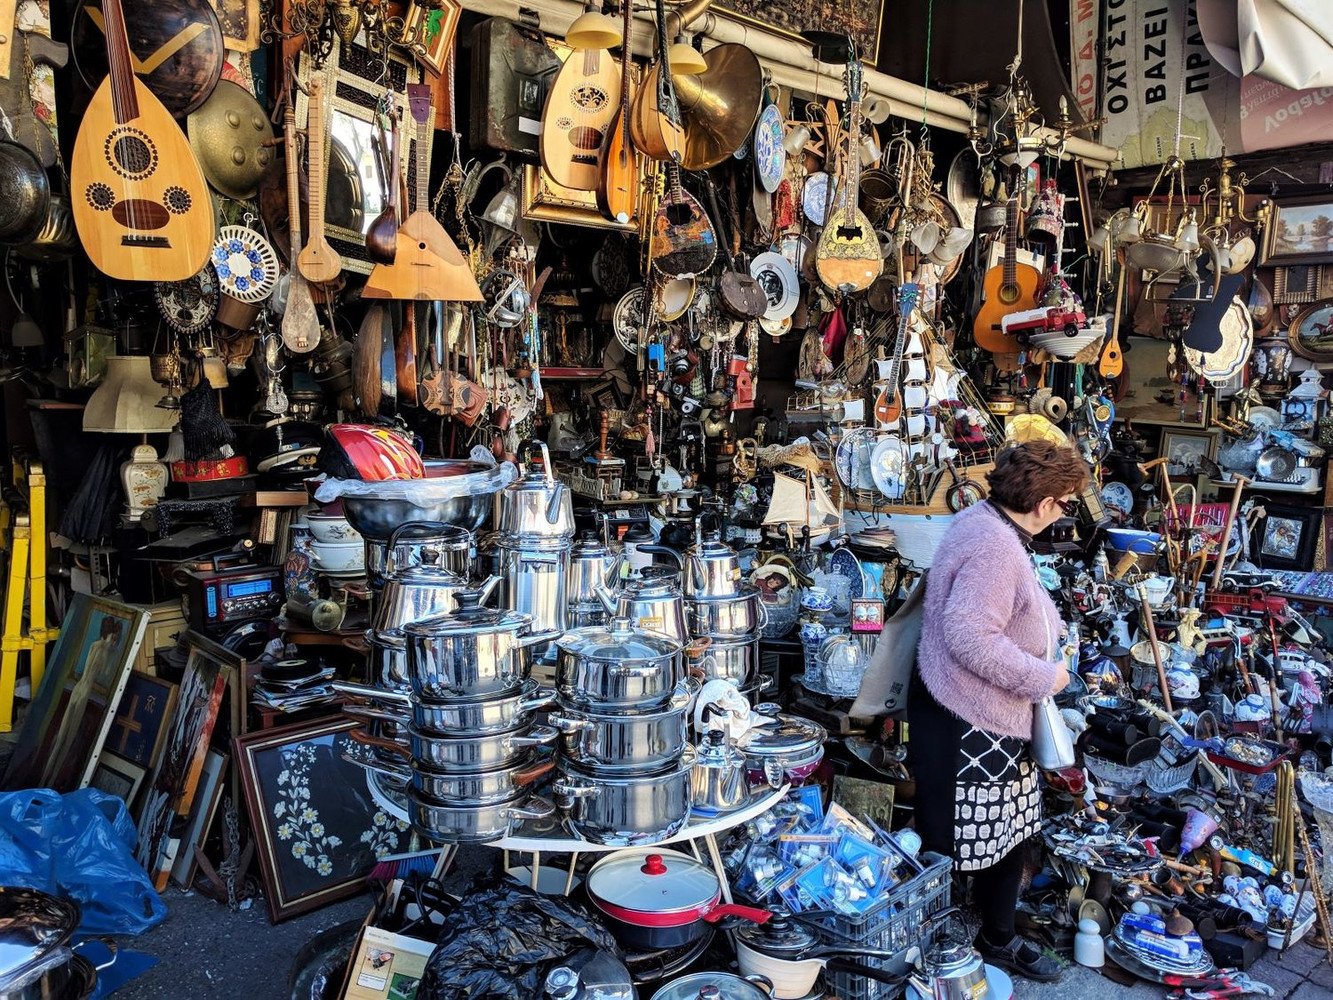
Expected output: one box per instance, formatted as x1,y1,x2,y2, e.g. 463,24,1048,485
1054,497,1079,517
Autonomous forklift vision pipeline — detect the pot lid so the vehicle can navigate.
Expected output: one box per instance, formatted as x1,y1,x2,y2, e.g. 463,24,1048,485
587,849,718,915
650,972,773,1000
556,619,681,660
739,714,827,758
627,566,681,596
735,911,817,955
391,564,469,588
403,590,531,638
0,887,80,987
572,531,613,557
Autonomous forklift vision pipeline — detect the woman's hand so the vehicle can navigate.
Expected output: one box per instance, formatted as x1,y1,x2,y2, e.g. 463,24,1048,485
1050,662,1071,695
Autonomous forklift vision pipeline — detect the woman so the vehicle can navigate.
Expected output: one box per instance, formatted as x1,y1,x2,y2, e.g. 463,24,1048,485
908,440,1088,982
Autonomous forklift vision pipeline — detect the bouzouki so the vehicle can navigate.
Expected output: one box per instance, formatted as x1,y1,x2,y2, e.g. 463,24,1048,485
1098,264,1126,378
541,11,621,191
629,0,686,163
363,85,482,303
874,282,920,425
814,57,882,294
69,0,213,281
650,162,717,279
296,74,342,284
280,105,319,354
972,175,1041,353
597,0,637,223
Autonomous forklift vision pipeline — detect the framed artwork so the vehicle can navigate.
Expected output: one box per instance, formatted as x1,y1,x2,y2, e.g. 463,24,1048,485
135,632,243,892
171,749,228,889
106,672,179,771
715,0,885,64
1254,503,1322,571
1272,264,1320,305
235,716,410,922
1263,197,1333,264
1160,429,1218,477
90,753,147,806
1287,299,1333,362
206,0,260,51
2,594,148,793
404,0,461,76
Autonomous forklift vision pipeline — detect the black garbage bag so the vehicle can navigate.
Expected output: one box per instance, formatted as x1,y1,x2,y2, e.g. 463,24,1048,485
418,878,623,1000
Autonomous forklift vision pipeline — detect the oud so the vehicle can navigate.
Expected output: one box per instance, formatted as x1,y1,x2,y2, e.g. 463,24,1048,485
541,32,621,191
70,0,213,281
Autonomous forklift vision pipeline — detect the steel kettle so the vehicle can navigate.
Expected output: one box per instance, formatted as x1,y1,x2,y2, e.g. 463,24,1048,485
595,548,688,643
683,516,743,600
497,440,575,539
908,909,992,1000
569,526,625,614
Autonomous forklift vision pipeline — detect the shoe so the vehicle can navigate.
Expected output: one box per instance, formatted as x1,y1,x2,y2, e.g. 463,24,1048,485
977,933,1064,983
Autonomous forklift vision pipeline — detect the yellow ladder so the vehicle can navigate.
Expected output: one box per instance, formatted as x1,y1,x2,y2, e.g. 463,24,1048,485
0,459,58,732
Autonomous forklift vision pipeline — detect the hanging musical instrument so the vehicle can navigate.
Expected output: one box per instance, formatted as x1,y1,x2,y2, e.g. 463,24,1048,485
364,107,399,265
70,0,214,281
650,162,717,279
814,56,881,294
673,43,763,170
629,0,685,163
280,106,318,354
363,85,483,303
597,0,637,224
873,282,920,425
972,174,1041,353
296,73,342,284
540,18,621,191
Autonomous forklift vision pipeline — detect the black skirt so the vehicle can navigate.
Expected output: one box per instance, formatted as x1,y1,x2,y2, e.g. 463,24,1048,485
907,672,1041,872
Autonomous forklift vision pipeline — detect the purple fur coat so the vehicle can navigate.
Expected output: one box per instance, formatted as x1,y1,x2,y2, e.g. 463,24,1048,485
916,501,1064,739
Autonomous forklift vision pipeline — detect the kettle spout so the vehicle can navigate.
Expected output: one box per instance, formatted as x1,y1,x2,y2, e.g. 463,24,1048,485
592,583,619,615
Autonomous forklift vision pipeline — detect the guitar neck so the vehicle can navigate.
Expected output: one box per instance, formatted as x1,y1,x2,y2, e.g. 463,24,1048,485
619,0,633,121
102,0,140,122
654,0,681,128
284,107,303,256
1003,194,1019,286
306,76,327,241
845,78,862,219
414,117,429,215
886,288,916,384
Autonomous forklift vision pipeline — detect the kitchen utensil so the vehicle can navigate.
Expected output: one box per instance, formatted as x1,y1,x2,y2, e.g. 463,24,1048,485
555,618,684,710
353,722,559,772
548,683,693,772
690,730,749,815
497,440,575,540
372,565,497,634
554,748,695,846
596,562,689,644
734,913,902,999
686,635,759,688
337,678,555,735
366,519,475,586
356,753,554,806
651,972,776,1000
739,715,826,789
402,590,546,701
491,536,572,640
408,789,553,843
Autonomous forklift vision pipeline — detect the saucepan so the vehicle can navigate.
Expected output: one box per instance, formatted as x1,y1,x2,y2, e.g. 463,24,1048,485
351,722,559,772
346,751,554,806
733,913,903,999
336,678,555,735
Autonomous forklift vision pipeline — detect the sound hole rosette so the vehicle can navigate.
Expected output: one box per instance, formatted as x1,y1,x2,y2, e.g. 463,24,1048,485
104,127,158,180
210,225,279,304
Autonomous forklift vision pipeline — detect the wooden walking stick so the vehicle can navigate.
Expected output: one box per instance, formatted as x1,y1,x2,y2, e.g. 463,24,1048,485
1136,583,1174,714
1210,476,1249,590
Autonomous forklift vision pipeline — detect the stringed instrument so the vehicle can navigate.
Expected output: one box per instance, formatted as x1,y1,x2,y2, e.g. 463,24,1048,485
650,162,717,279
296,74,342,284
874,282,920,425
280,106,319,354
363,85,482,303
541,16,621,191
629,0,686,163
69,0,213,281
597,0,637,224
814,57,882,294
972,176,1041,353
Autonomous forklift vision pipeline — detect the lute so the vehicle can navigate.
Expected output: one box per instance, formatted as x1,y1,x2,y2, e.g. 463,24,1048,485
69,0,213,281
541,12,621,191
296,73,342,284
814,56,882,294
280,105,319,353
873,282,920,425
597,0,637,223
972,172,1040,353
629,0,686,163
650,162,717,279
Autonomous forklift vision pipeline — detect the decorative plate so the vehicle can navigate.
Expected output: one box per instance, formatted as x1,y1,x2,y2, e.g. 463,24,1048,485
870,436,905,499
613,286,647,353
759,314,793,339
1101,481,1134,515
487,370,535,424
753,103,786,193
210,225,279,303
1247,406,1283,430
1183,297,1253,383
779,232,812,272
835,427,877,490
827,546,865,600
155,267,219,334
749,251,799,321
802,172,834,226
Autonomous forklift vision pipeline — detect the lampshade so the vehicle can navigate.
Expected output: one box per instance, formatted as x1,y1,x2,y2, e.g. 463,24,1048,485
668,35,708,76
565,2,622,49
84,356,180,433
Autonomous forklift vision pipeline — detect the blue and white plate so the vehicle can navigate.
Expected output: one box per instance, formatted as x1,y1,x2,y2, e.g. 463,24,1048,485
753,103,786,192
828,547,866,600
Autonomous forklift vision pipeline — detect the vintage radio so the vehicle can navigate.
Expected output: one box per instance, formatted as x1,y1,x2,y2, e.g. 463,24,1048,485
183,560,284,632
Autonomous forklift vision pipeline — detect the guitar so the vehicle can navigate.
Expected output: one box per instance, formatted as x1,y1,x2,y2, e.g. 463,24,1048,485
280,105,319,354
650,163,717,279
972,176,1041,353
69,0,213,281
597,0,637,223
629,0,686,163
541,17,621,191
814,57,882,294
296,74,342,284
873,282,920,425
363,85,482,303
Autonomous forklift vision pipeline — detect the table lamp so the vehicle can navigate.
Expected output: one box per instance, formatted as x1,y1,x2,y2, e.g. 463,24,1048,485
83,356,179,518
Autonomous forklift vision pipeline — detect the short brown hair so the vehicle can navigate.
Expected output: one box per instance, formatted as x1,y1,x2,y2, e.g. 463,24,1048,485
985,441,1090,513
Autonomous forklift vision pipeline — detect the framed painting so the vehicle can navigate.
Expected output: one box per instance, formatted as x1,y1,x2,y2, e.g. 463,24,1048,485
1160,429,1218,477
1272,264,1319,305
106,672,179,771
90,753,147,806
1287,299,1333,362
717,0,884,64
2,594,148,793
235,716,409,922
404,0,461,76
171,749,228,889
1263,197,1333,264
1254,503,1322,571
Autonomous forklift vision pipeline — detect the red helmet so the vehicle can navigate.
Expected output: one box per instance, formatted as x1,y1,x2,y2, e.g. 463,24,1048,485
322,424,424,481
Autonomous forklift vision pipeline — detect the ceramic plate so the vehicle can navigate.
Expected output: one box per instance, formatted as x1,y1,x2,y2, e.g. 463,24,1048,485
1101,481,1134,515
802,172,835,226
1248,406,1282,430
750,251,799,321
753,103,786,192
870,437,905,498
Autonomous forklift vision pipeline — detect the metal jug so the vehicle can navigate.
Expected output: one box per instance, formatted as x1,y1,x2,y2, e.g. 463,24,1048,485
683,517,743,600
595,549,688,643
908,909,992,1000
497,440,575,540
494,536,571,640
568,528,625,627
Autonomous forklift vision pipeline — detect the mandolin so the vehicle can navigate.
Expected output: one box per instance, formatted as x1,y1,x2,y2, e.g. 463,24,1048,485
363,85,482,303
597,0,637,224
814,57,882,294
972,176,1041,353
280,106,319,354
69,0,213,281
873,282,920,425
650,162,717,279
541,19,621,191
629,0,686,163
296,73,342,284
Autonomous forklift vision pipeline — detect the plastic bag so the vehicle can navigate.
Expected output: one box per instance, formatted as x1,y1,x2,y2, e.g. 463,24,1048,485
0,788,167,935
418,878,624,1000
315,460,517,505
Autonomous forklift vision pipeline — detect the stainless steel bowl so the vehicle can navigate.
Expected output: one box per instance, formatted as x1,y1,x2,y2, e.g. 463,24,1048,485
342,492,495,539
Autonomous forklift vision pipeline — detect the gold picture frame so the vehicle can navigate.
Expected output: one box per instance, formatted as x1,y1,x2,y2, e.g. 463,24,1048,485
404,0,461,76
1287,298,1333,363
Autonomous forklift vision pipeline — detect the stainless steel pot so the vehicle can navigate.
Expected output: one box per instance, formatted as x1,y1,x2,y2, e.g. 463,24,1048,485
687,585,766,639
372,565,498,634
366,628,408,688
650,972,775,1000
690,730,750,815
555,618,683,710
554,748,694,846
354,721,560,771
0,887,80,1000
359,754,555,805
740,715,827,789
492,538,570,639
596,563,688,644
366,520,475,587
403,590,545,701
337,679,555,735
686,635,760,687
409,790,554,843
496,441,575,539
548,683,693,773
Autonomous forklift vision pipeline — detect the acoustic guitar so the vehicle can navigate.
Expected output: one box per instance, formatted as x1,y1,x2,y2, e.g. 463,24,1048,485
70,0,213,281
541,19,621,191
971,177,1040,353
814,57,882,294
296,74,342,284
873,282,920,425
597,0,637,224
363,85,482,303
629,0,685,163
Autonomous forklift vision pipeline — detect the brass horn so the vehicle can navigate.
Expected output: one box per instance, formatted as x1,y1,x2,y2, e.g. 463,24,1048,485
672,43,763,170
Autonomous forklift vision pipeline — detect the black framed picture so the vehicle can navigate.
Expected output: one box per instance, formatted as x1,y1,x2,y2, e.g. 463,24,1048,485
1254,503,1323,571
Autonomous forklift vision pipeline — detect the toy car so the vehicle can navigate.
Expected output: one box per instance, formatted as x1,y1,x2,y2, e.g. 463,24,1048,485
1001,305,1089,338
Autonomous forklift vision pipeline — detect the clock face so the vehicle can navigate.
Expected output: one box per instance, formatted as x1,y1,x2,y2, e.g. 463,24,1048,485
155,267,219,333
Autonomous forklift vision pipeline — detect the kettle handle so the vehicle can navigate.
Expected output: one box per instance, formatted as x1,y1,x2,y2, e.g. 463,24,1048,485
386,520,458,554
517,439,556,486
639,544,684,570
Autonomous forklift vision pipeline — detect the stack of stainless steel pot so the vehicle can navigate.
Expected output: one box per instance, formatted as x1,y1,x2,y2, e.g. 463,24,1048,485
550,618,696,845
680,526,766,698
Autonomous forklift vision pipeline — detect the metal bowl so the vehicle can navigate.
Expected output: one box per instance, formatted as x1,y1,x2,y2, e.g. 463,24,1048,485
342,491,493,539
